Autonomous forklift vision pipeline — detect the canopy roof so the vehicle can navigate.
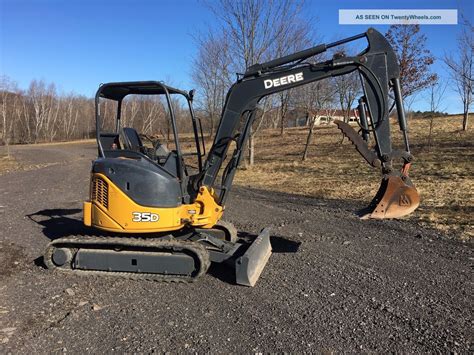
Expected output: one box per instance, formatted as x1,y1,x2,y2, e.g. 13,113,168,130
97,81,189,101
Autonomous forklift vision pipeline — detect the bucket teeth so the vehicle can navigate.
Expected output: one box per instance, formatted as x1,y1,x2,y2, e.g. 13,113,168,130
360,175,420,219
334,120,381,168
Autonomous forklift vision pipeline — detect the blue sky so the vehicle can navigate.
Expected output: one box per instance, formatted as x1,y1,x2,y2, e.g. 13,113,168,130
1,0,472,113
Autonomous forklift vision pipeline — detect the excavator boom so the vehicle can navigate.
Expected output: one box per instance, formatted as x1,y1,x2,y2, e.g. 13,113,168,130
200,27,420,219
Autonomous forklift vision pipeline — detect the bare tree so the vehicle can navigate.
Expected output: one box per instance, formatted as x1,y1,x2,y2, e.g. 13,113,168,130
248,97,272,165
301,114,316,161
192,31,232,136
62,94,79,140
297,79,336,160
385,25,437,99
271,21,312,135
333,71,359,123
16,92,32,143
42,89,60,142
199,0,312,164
142,97,166,136
443,20,473,131
0,76,20,155
207,0,307,70
425,80,448,148
328,46,360,124
122,96,140,128
27,80,62,143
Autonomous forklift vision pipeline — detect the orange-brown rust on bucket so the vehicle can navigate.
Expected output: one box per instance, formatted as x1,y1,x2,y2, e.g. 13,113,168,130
362,175,420,220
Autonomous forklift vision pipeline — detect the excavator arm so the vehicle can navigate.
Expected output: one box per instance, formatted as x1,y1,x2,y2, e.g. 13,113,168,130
199,28,419,219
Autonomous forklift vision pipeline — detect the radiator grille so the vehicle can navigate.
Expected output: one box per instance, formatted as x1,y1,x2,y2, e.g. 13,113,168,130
92,177,109,209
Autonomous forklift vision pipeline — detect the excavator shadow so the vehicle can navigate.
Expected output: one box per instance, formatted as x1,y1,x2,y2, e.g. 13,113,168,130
27,208,97,241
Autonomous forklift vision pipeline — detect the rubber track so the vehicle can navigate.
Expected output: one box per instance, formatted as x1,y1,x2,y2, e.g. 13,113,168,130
44,236,211,283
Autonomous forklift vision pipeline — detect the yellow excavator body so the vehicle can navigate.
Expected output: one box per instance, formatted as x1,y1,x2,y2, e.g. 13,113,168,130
83,173,223,233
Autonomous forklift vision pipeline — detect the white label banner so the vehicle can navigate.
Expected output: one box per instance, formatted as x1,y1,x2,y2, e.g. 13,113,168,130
339,9,458,25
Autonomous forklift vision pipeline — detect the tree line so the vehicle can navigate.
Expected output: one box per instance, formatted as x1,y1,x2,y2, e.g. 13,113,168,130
0,77,196,145
0,78,94,144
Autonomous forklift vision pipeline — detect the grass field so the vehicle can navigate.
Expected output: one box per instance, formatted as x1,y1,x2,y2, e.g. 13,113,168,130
234,115,473,240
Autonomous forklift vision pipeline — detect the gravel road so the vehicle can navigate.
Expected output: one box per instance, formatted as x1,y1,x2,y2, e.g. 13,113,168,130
0,142,472,353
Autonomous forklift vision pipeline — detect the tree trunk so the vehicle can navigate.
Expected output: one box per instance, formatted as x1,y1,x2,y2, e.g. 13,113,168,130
305,112,311,126
279,94,287,136
279,109,285,135
210,114,214,137
302,116,315,161
463,111,469,131
248,126,255,166
428,115,434,150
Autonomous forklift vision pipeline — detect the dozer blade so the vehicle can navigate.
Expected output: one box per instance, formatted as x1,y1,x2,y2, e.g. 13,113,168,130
361,175,420,219
235,228,272,287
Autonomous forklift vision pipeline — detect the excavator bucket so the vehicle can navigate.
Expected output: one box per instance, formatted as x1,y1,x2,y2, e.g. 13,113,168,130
334,120,420,220
361,175,420,219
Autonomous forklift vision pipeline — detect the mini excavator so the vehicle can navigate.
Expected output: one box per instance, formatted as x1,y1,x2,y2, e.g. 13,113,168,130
45,28,420,286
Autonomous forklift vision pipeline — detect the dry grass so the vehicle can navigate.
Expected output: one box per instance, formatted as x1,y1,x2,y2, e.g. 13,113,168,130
15,138,96,147
234,115,473,240
0,152,19,174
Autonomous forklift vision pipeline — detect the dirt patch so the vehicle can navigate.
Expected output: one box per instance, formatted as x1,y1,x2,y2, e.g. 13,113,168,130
235,116,473,240
0,241,27,280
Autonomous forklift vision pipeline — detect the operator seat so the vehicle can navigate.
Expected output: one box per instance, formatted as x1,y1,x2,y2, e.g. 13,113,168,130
122,127,145,153
121,127,176,173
